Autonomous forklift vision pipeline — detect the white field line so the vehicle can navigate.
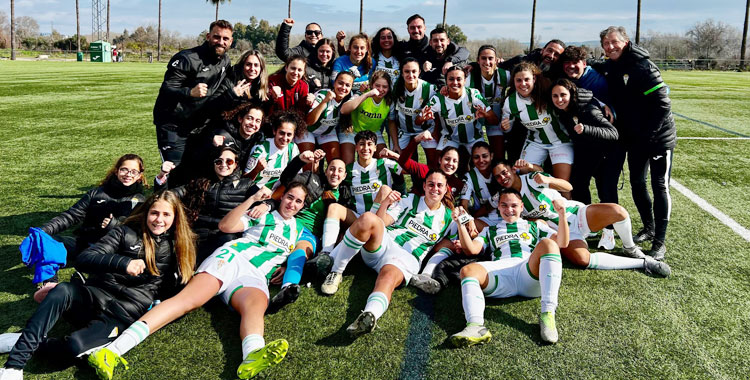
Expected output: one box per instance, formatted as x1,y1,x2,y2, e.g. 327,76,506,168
677,137,750,140
671,180,750,242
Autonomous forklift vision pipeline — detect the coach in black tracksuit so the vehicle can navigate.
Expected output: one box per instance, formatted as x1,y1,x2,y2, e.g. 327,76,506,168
153,20,233,166
598,26,676,260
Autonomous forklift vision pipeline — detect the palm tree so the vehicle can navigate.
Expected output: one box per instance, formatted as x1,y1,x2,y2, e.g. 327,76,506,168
76,0,81,53
157,0,162,61
442,0,447,27
529,0,537,52
359,0,363,33
635,0,642,44
207,0,230,22
106,0,110,42
741,0,749,70
10,0,15,60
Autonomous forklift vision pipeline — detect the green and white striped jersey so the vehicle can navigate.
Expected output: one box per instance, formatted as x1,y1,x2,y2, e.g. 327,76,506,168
427,87,490,144
246,138,299,189
467,68,511,125
232,210,305,278
475,218,554,261
375,53,400,84
385,194,454,262
389,79,436,134
307,89,344,136
460,167,493,211
502,172,585,230
503,92,571,146
344,158,402,214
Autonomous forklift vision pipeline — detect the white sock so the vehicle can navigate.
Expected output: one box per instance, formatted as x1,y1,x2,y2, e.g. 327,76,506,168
538,253,562,313
108,321,150,356
241,334,265,358
370,202,381,213
587,252,645,270
330,229,365,274
613,214,636,248
460,277,485,325
363,291,389,320
421,247,452,276
321,218,341,254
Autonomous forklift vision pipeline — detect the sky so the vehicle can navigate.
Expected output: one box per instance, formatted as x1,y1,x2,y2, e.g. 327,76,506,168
2,0,748,44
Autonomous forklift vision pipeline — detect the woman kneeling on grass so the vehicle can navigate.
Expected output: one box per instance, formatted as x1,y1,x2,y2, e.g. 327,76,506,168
87,184,311,380
324,170,454,338
0,191,195,380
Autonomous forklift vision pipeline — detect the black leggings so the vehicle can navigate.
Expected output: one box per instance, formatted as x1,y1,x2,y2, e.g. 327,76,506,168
627,147,674,244
571,144,626,205
5,283,127,369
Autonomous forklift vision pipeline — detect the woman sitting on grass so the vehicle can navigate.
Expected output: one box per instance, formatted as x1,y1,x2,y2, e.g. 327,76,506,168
0,191,195,380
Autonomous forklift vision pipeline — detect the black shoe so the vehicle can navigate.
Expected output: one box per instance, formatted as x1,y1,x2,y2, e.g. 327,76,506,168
633,227,655,244
266,284,301,315
647,241,666,261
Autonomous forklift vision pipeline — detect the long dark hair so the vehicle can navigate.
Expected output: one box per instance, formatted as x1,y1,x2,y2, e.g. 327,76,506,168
371,27,401,60
181,147,240,224
270,110,307,139
273,54,307,83
511,62,548,113
551,78,580,113
424,169,454,211
392,57,420,104
312,38,337,69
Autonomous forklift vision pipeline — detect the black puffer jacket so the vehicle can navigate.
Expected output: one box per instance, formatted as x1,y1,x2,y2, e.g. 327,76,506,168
500,48,565,81
421,42,470,86
554,88,619,148
275,22,315,61
596,43,676,152
41,177,145,248
76,225,179,324
399,36,429,65
305,58,333,94
204,69,273,119
212,121,265,173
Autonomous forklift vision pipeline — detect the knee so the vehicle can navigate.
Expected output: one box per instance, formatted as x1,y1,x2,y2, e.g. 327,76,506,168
44,282,75,304
327,203,345,217
613,205,629,221
459,263,483,279
63,334,89,358
536,238,560,253
564,249,589,267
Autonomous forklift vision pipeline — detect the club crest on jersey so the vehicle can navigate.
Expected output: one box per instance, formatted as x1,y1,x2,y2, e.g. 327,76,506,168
406,219,436,241
267,231,292,253
217,260,226,269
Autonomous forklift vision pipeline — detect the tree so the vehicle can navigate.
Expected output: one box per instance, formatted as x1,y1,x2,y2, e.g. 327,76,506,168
686,19,736,59
438,23,467,44
14,16,39,41
207,0,231,22
11,0,15,60
529,0,537,53
76,0,80,53
0,11,9,48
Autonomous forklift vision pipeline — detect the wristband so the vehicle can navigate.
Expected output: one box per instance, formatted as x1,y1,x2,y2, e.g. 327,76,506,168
458,213,473,225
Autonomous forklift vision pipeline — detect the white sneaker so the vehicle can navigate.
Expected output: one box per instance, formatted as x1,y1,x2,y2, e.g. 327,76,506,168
597,228,616,250
321,272,342,295
0,333,21,354
0,368,23,380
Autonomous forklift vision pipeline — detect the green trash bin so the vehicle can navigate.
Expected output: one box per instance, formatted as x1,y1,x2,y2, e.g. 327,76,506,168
77,52,83,61
89,41,112,62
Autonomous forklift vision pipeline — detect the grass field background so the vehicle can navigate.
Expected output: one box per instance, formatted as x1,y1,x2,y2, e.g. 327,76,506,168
0,61,749,379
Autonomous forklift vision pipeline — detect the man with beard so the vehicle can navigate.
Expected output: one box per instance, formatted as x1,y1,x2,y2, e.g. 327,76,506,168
399,14,430,65
421,27,470,86
275,18,346,62
153,20,233,166
502,39,565,80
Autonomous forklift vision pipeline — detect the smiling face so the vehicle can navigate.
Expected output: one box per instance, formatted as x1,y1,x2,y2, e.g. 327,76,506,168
493,163,516,189
439,149,459,175
601,32,628,61
243,54,262,81
238,108,263,139
423,172,448,204
213,150,238,179
514,70,535,98
304,23,322,45
372,77,389,99
325,159,347,188
274,122,296,149
147,199,175,235
407,18,426,41
478,48,498,77
285,59,306,86
333,74,354,99
497,193,523,223
349,38,368,64
430,32,449,55
401,61,420,85
563,59,586,80
379,29,394,51
279,186,307,219
446,69,465,98
116,159,142,187
355,138,376,162
551,85,571,111
541,42,564,65
472,146,492,172
317,44,334,65
207,26,233,57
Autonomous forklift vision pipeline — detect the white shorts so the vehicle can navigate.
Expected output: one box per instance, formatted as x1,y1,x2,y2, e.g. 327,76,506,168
361,226,421,285
478,257,540,299
567,204,590,242
398,130,438,150
436,136,479,153
520,140,574,165
197,244,270,304
339,130,386,145
295,130,339,145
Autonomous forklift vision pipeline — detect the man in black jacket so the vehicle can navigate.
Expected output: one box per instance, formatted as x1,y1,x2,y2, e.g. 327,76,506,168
399,14,430,64
421,27,470,86
501,39,566,80
598,26,676,260
274,18,346,62
153,20,233,166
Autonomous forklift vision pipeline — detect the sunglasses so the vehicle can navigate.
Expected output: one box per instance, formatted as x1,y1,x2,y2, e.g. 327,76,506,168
214,158,236,166
305,30,322,36
118,168,142,176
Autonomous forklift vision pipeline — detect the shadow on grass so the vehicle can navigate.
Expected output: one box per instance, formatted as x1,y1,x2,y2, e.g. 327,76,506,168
0,212,59,239
206,298,243,380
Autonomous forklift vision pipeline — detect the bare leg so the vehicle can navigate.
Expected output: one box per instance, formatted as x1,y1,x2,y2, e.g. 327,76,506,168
138,273,221,333
230,287,268,338
340,143,356,165
552,163,573,199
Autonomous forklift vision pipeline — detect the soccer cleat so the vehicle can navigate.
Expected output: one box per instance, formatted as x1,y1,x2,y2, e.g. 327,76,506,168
0,333,21,354
539,312,559,344
0,368,23,380
597,228,616,250
236,339,288,379
321,272,343,295
449,324,492,347
312,253,334,281
266,284,301,314
622,244,646,259
644,257,671,278
633,227,655,244
346,311,377,338
648,241,666,261
409,274,442,295
88,348,129,380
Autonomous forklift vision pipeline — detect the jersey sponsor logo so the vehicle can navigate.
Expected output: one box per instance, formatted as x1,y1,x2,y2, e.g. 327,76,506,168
260,168,283,178
351,181,381,195
539,204,548,212
318,118,338,128
406,218,438,242
267,231,293,253
523,210,545,219
493,231,532,246
359,108,383,119
521,116,551,129
397,104,420,117
445,114,474,127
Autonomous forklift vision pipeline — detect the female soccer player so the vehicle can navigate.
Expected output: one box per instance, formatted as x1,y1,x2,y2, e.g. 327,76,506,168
245,111,305,190
371,27,402,84
88,184,306,380
460,141,495,218
331,34,375,92
340,70,393,164
268,55,311,117
209,49,270,113
305,39,337,94
0,191,195,380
